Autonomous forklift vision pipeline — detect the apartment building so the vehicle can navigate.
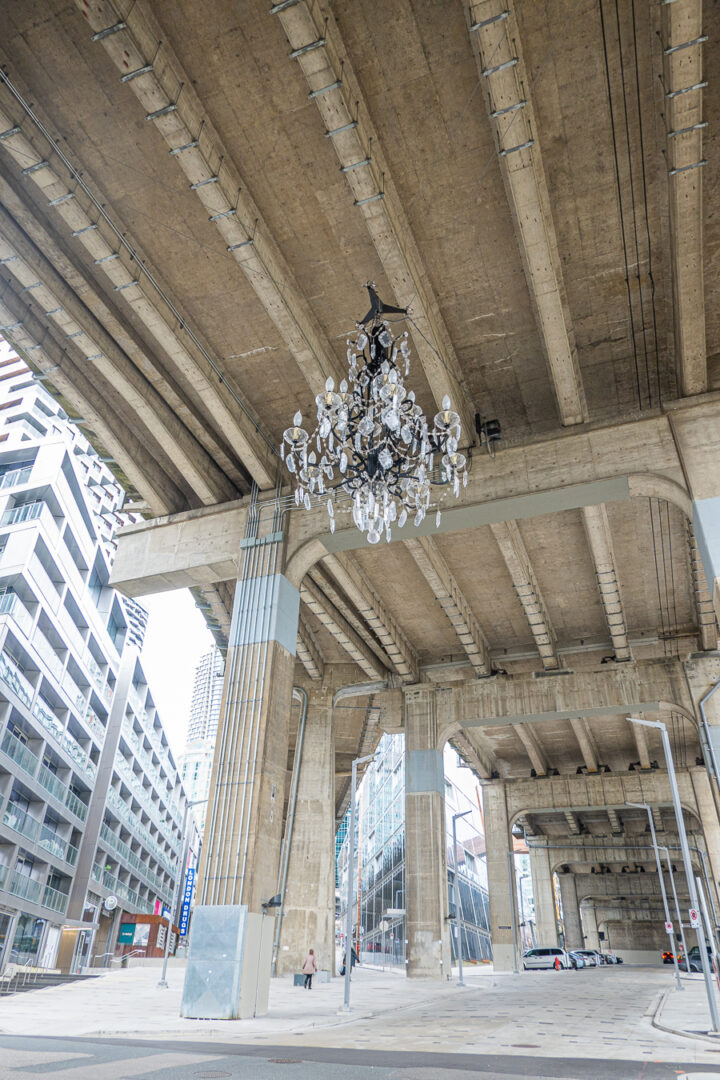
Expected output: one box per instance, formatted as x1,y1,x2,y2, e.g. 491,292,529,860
179,646,224,834
0,350,188,973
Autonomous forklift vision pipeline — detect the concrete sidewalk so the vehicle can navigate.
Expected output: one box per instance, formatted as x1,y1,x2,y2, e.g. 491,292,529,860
654,972,720,1043
0,962,465,1041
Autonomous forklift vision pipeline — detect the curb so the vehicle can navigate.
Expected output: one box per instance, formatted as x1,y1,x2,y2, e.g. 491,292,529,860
652,985,720,1045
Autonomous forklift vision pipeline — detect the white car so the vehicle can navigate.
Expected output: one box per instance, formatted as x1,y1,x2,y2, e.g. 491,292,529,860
522,947,570,970
573,949,601,966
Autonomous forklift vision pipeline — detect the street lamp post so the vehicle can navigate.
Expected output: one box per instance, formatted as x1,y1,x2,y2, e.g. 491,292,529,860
158,797,205,989
341,752,376,1013
626,800,682,991
452,809,472,987
629,717,720,1032
660,845,689,969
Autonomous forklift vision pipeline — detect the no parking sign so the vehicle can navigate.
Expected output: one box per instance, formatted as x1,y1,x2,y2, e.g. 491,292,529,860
689,908,700,928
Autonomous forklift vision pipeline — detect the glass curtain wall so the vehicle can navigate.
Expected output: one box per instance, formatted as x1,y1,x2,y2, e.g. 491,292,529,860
336,736,492,970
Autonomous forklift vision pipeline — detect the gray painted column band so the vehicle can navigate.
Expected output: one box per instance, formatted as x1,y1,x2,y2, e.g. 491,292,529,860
229,573,299,655
694,497,720,592
406,748,444,794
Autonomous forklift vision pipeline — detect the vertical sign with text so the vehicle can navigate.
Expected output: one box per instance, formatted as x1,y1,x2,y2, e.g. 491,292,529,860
178,867,195,937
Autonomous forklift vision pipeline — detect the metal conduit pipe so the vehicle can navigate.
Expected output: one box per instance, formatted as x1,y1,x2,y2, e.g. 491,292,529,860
271,686,308,977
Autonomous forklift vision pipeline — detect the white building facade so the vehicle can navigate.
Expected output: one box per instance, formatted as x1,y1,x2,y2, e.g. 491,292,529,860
0,350,188,973
179,646,224,834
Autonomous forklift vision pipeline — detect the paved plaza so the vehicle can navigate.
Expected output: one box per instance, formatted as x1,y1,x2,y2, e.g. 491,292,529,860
2,964,720,1077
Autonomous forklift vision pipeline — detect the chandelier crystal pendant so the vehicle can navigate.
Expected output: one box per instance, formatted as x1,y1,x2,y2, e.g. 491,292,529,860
281,287,468,544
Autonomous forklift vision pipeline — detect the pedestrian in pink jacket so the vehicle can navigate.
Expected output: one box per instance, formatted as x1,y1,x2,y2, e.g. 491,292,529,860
302,948,318,989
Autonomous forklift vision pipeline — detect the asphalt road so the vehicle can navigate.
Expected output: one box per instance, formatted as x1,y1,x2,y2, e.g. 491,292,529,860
1,1034,720,1080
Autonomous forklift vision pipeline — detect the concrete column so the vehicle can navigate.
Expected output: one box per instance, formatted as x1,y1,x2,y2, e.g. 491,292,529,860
197,532,299,911
483,780,516,972
580,902,601,951
528,846,558,947
557,873,582,950
404,685,451,979
276,686,335,977
183,531,300,1018
690,768,720,913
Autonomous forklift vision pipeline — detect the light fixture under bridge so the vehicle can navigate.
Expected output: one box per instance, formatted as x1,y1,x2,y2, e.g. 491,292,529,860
281,285,468,543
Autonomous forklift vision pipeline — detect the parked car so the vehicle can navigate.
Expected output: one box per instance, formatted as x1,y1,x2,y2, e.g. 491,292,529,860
572,949,601,966
678,945,714,973
522,947,570,970
567,950,588,969
601,952,620,965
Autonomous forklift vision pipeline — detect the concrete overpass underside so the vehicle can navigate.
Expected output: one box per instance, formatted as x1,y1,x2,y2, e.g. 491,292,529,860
1,0,720,988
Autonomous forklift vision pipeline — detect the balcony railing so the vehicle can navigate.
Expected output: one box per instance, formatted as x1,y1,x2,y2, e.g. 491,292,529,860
99,822,167,895
65,789,88,822
3,802,40,844
33,632,64,681
0,465,32,490
32,695,96,782
63,670,87,714
38,824,77,866
42,883,69,914
0,592,34,637
84,706,106,743
0,652,34,708
105,787,175,877
0,728,39,778
83,650,105,692
1,501,43,526
6,869,42,905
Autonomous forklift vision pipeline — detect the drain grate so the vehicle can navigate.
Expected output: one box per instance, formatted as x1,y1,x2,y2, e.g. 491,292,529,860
268,1060,302,1065
511,1044,540,1049
195,1073,232,1078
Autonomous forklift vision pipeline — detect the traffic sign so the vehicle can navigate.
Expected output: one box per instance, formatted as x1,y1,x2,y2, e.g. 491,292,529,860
665,920,673,934
689,908,700,928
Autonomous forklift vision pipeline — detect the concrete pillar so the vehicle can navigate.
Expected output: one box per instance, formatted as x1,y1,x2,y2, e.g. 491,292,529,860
557,873,582,950
483,780,516,972
529,846,558,947
198,532,299,911
275,686,335,977
404,685,451,979
182,532,299,1019
690,768,720,914
580,902,601,951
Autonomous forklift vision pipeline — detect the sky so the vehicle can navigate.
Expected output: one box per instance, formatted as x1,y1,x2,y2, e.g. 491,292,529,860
140,590,215,759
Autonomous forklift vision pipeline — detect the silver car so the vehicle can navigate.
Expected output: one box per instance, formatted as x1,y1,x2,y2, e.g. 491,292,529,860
573,949,601,966
522,947,570,970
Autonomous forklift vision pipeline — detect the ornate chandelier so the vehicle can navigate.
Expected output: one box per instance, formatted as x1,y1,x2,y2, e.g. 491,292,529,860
282,286,468,544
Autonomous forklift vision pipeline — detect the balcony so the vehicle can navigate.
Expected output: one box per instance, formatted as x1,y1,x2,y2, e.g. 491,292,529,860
99,822,166,895
62,670,87,714
64,788,88,822
83,650,105,693
105,787,174,878
0,728,39,779
42,883,69,914
5,869,42,905
38,824,77,866
84,706,106,744
0,465,33,490
2,802,40,844
0,652,34,708
33,631,64,681
0,592,33,637
1,501,43,526
32,696,96,782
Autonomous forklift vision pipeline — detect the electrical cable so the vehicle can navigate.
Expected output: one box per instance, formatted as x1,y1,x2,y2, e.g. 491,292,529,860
598,0,644,411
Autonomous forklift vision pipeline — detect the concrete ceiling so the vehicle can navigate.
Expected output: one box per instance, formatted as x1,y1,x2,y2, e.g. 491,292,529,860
0,0,717,821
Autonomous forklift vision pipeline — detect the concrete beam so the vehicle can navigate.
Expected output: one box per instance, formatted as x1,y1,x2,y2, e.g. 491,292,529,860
569,718,600,774
308,566,393,671
274,0,476,440
112,404,710,597
581,505,631,661
449,729,496,782
300,577,387,681
662,0,707,395
323,554,419,684
607,809,623,836
297,611,324,681
630,719,652,771
465,0,587,426
0,210,236,506
404,536,491,674
564,810,581,836
76,0,342,403
489,521,559,669
0,91,276,492
513,722,549,777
